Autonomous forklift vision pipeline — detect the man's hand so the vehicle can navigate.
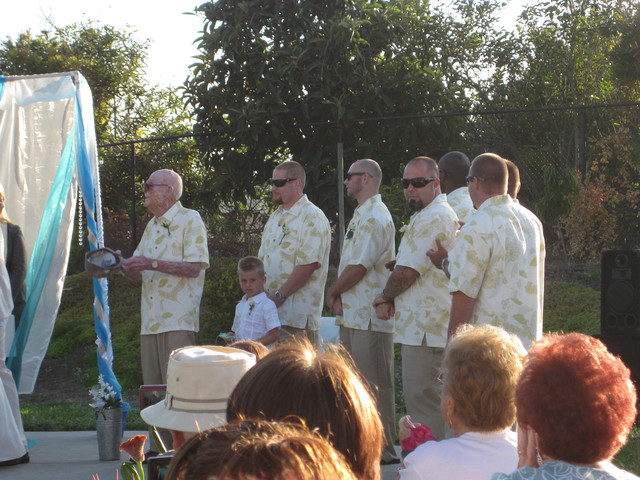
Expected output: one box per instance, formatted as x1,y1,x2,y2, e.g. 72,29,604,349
384,260,396,271
426,237,449,269
372,295,395,320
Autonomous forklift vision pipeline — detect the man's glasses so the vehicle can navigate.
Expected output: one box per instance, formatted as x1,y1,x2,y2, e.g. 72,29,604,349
268,178,297,187
345,172,367,181
465,175,485,184
401,177,436,189
142,182,169,191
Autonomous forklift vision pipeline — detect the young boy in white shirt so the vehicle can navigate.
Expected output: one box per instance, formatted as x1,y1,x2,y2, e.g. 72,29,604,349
228,256,280,348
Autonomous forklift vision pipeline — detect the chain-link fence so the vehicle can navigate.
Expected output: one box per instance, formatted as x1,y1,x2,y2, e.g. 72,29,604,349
90,102,640,269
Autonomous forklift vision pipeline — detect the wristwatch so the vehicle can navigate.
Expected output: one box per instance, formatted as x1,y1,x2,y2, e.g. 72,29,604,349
274,290,285,302
151,260,159,269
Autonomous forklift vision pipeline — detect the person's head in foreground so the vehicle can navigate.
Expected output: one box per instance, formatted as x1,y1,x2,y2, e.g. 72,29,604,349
226,339,383,480
165,419,358,480
229,339,270,360
140,346,256,450
440,324,526,435
495,332,637,478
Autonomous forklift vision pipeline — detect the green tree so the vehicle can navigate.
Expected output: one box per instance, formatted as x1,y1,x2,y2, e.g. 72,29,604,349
184,0,475,217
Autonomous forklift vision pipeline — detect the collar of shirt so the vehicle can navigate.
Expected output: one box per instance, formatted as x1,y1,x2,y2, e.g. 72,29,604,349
352,193,381,220
478,194,512,212
154,201,182,226
276,194,310,219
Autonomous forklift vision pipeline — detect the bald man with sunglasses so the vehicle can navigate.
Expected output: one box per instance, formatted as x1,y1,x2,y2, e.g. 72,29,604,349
259,161,330,345
373,156,459,440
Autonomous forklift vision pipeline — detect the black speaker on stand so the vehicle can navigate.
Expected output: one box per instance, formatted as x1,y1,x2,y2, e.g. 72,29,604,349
598,249,640,423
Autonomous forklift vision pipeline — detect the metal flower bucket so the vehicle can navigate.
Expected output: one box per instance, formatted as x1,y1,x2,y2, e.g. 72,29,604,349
96,406,124,461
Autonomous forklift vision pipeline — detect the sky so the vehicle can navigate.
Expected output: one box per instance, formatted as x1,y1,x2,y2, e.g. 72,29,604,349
0,0,204,86
0,0,531,88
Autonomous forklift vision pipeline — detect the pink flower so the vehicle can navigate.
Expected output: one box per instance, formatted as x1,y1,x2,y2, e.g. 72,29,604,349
120,435,147,463
400,425,435,452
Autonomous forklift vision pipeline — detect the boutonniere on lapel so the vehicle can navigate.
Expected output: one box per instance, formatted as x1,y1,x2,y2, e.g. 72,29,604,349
249,301,255,314
161,220,172,236
399,223,408,235
280,224,290,245
346,225,355,240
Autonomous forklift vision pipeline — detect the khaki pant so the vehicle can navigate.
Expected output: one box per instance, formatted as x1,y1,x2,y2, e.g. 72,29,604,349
140,330,196,452
278,324,318,346
401,340,446,440
340,325,398,462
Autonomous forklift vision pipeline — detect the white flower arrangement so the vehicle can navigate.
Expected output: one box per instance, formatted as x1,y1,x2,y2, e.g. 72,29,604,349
89,374,121,411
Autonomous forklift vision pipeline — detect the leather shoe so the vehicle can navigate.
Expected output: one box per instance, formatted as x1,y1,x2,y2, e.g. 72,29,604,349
0,452,29,467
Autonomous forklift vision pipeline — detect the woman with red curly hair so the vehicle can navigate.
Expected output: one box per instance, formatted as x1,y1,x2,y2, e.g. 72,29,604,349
493,333,638,480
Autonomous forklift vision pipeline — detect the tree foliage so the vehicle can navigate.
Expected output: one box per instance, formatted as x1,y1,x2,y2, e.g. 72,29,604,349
185,0,480,216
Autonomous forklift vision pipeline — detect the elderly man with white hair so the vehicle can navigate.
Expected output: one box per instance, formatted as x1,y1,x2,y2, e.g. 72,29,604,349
122,169,209,454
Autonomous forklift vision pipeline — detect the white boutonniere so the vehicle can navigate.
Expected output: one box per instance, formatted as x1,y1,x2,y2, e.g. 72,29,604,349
280,224,290,245
399,223,408,235
161,220,171,236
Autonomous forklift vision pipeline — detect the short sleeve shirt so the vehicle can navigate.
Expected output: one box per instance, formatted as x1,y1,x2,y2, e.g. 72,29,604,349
232,291,280,342
446,187,474,224
394,194,459,347
336,194,395,333
134,202,209,335
258,195,331,330
448,195,545,349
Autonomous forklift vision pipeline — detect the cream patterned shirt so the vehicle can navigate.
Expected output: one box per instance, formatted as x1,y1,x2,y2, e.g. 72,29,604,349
394,194,459,347
446,187,474,224
134,202,209,335
448,195,545,349
336,194,395,333
258,195,331,330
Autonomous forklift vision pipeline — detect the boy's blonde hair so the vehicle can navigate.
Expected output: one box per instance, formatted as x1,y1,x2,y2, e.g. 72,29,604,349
238,256,265,277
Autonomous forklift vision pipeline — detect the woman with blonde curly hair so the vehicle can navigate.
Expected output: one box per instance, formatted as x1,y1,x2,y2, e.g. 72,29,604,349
399,324,525,480
493,333,638,480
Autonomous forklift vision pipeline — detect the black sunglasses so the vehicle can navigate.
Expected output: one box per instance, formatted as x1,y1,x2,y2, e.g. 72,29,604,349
345,172,367,181
141,182,170,191
465,175,485,184
268,178,297,187
401,177,436,189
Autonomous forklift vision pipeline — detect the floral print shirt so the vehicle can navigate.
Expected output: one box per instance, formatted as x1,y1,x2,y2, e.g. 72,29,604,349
134,202,209,335
446,186,475,224
258,194,331,330
394,194,459,347
492,460,639,480
448,195,545,349
336,194,395,333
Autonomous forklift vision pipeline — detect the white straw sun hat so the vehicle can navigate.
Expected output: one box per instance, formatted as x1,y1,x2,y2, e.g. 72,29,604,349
140,345,255,433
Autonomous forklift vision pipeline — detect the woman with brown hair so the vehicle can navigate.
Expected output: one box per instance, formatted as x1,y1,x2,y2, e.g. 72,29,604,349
493,333,638,480
226,339,383,480
166,419,358,480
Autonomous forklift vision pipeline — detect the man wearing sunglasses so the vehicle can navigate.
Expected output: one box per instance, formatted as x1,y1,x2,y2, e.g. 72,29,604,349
438,151,474,224
372,156,459,441
325,158,398,464
427,154,544,350
258,161,330,345
122,169,210,453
